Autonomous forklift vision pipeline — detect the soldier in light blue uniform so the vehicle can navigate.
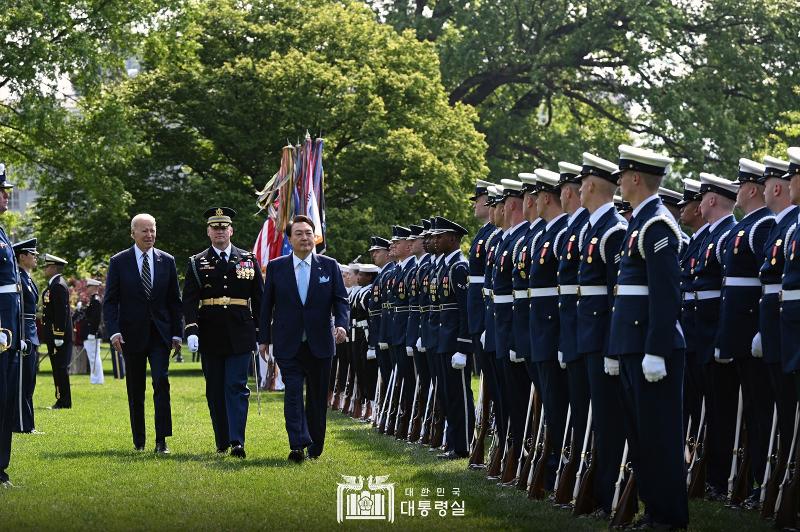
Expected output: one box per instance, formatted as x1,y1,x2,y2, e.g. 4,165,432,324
491,179,530,480
677,178,708,438
12,238,39,434
716,158,775,506
575,153,628,517
609,144,688,528
527,168,569,489
0,164,21,487
755,155,798,482
692,172,739,500
780,147,800,402
431,216,473,459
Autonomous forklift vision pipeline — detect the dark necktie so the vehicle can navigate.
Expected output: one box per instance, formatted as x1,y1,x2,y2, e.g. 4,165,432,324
216,251,227,273
141,253,152,299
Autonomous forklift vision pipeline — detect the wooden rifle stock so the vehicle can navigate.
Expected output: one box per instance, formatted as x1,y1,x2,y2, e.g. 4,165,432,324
775,405,800,529
687,398,707,499
610,472,637,528
730,429,751,506
573,433,597,515
759,405,780,518
406,376,423,441
528,428,550,500
500,441,519,484
516,391,541,490
727,387,744,500
468,379,491,466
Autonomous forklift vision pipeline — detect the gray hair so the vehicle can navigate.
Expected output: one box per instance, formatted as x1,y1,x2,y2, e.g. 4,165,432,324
130,213,156,231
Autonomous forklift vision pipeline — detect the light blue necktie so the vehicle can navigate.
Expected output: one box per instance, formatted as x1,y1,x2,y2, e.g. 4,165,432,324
298,260,309,304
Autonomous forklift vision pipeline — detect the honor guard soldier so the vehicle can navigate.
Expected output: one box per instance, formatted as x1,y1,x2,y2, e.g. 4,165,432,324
0,164,21,486
468,180,497,378
513,173,547,391
780,147,800,434
554,159,592,497
405,224,431,442
693,172,738,501
677,179,709,440
12,239,40,434
716,158,775,506
415,221,440,444
84,278,105,384
386,225,415,437
183,207,263,458
756,154,798,485
575,153,628,516
376,234,398,434
366,236,393,400
42,253,73,410
609,144,688,528
431,216,473,459
492,178,530,482
528,168,569,489
352,263,380,421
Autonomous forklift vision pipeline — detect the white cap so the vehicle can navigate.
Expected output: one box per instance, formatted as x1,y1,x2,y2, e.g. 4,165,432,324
683,178,701,193
699,172,738,200
358,264,380,274
783,147,800,179
616,144,674,176
763,155,789,172
579,153,616,174
518,172,537,185
738,158,766,183
86,279,102,287
533,168,560,189
658,187,682,204
558,161,583,175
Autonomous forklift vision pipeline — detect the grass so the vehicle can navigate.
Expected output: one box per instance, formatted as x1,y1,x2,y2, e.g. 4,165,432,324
0,347,775,531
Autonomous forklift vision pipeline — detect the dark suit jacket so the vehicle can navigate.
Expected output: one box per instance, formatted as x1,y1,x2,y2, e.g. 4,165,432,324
103,246,182,353
259,253,349,359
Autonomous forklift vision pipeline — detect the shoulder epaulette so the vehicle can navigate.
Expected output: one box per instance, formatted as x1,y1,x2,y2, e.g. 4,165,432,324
749,215,776,252
600,223,628,264
638,214,684,259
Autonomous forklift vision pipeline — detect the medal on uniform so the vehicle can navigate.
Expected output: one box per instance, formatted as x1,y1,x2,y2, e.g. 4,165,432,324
476,239,483,258
540,242,550,264
771,239,782,266
373,285,379,303
411,278,417,297
734,230,744,254
628,230,638,254
705,242,714,263
519,246,528,277
587,237,597,264
501,250,508,271
567,234,575,260
792,241,796,261
442,276,449,297
690,257,696,274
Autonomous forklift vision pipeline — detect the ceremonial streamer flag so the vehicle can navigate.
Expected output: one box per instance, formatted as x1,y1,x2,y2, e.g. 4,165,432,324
253,133,327,273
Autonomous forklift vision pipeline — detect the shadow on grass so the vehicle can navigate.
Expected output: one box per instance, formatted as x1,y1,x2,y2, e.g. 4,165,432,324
39,448,289,469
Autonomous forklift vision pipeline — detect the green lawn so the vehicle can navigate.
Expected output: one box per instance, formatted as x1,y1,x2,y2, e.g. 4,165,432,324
0,348,775,531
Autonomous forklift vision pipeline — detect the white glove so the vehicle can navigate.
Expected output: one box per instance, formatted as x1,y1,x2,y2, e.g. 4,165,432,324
378,342,389,350
406,346,414,356
87,334,96,340
415,337,422,350
558,351,566,369
366,348,376,360
20,340,28,353
418,346,426,353
480,331,486,348
751,333,763,358
642,354,667,382
54,339,64,347
604,357,620,376
188,334,199,353
509,350,523,363
451,352,467,369
714,348,732,364
0,331,7,348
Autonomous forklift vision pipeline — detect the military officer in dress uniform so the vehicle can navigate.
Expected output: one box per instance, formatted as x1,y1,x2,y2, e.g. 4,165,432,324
0,164,21,486
492,178,530,481
183,207,263,458
527,168,569,488
780,146,800,419
432,216,473,459
12,238,39,434
352,263,380,421
716,158,775,506
468,180,496,378
405,223,431,441
693,172,738,501
677,178,708,439
555,159,592,495
84,278,104,384
366,236,392,401
609,144,688,528
575,153,628,517
416,222,441,444
755,154,798,486
42,253,73,410
376,234,398,434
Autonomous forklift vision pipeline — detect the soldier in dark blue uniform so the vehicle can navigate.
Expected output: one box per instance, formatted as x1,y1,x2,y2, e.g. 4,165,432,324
366,236,392,400
575,153,628,517
404,224,430,441
12,238,39,434
183,207,263,458
780,147,800,411
432,216,473,459
527,168,569,488
677,178,707,439
555,159,592,492
755,155,798,488
609,144,687,528
416,222,441,444
492,179,530,480
42,253,73,410
716,158,775,505
0,165,21,486
693,172,739,501
376,233,398,434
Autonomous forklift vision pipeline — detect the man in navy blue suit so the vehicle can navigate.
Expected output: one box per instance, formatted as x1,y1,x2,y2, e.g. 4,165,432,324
103,213,183,454
259,215,349,462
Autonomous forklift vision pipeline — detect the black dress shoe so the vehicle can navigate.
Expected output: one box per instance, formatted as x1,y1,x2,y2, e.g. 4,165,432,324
306,452,319,460
134,445,145,451
155,441,170,455
48,403,68,410
437,450,468,460
230,444,246,459
216,445,230,454
288,449,305,463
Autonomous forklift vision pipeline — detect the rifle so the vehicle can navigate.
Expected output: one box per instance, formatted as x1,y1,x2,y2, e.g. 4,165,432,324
611,470,637,528
377,368,396,432
351,375,363,419
418,381,435,444
611,441,629,516
573,432,597,515
486,419,506,479
727,387,745,502
372,371,383,426
774,405,800,529
499,438,519,485
430,383,446,449
517,392,542,490
385,364,402,436
759,405,779,516
762,405,795,518
571,406,594,505
687,398,707,498
514,385,537,488
468,374,489,466
553,410,578,505
406,373,422,441
527,423,550,500
392,377,406,437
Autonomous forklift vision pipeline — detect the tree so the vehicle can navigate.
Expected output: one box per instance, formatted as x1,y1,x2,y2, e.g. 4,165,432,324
31,0,488,268
369,0,800,177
